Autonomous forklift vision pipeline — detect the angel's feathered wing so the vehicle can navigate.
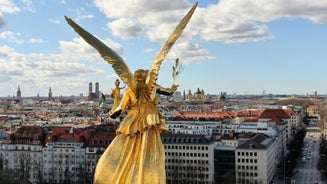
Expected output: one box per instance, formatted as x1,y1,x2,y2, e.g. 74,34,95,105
146,2,198,97
65,16,136,92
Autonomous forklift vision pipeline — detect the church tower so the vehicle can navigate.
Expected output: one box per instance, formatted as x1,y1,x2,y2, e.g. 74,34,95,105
183,90,186,100
17,85,21,99
95,82,100,96
48,87,53,100
89,82,93,95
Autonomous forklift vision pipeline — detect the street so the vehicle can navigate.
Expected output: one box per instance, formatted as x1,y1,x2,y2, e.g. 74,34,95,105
290,118,325,184
292,136,320,184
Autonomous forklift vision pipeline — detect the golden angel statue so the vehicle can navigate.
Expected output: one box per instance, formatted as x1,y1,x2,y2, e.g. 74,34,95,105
110,79,125,109
65,2,197,184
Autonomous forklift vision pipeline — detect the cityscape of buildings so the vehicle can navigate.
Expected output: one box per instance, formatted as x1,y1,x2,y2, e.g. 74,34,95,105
0,84,326,184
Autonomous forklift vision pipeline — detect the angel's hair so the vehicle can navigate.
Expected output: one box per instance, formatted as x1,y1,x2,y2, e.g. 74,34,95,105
134,69,148,81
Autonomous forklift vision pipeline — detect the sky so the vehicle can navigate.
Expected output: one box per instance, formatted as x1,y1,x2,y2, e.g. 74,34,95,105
1,0,327,97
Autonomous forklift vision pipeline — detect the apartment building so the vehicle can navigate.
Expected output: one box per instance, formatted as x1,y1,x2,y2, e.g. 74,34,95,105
307,105,320,117
167,120,220,135
0,126,44,183
214,143,236,183
42,126,90,183
214,121,286,137
84,129,116,182
258,109,294,143
0,125,116,184
235,134,276,184
162,133,217,184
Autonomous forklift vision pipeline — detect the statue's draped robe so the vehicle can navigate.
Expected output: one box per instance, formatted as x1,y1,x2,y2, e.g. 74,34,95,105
94,86,170,184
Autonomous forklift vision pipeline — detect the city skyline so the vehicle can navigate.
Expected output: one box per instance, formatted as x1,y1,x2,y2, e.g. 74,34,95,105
1,0,327,97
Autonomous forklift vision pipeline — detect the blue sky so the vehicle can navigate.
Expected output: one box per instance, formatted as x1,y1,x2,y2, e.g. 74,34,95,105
1,0,327,97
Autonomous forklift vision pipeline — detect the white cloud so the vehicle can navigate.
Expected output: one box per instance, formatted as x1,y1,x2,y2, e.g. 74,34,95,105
0,0,20,14
76,7,94,21
94,0,327,45
29,38,46,44
0,31,24,44
166,41,215,63
93,0,213,64
144,48,153,53
108,18,143,40
20,0,35,12
197,11,274,43
2,0,327,96
0,35,124,96
94,0,189,19
49,19,60,24
0,31,46,44
58,37,123,63
0,15,4,29
216,0,327,24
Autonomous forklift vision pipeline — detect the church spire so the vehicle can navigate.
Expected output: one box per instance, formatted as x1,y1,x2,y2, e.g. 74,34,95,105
48,87,53,101
17,85,21,99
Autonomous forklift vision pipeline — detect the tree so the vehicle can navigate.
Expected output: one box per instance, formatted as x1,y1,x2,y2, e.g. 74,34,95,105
15,153,32,184
318,137,327,180
0,155,16,184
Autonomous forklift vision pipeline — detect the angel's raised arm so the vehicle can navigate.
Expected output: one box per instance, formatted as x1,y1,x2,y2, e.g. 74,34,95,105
65,16,136,92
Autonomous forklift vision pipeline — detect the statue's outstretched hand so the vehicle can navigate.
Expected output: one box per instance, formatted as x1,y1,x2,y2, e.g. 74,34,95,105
171,84,179,92
110,109,122,119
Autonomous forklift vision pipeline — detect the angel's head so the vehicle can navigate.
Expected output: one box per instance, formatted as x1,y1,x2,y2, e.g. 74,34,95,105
134,69,148,83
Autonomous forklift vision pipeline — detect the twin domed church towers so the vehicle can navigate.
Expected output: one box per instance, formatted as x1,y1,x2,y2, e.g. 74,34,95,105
88,82,100,100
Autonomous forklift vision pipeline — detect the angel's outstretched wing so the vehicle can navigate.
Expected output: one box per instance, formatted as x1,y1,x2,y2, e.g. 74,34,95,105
65,16,136,92
146,2,197,97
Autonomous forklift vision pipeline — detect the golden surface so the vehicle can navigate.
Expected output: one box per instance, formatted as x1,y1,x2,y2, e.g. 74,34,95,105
95,83,171,184
111,79,125,109
146,2,198,98
65,2,197,183
65,16,137,92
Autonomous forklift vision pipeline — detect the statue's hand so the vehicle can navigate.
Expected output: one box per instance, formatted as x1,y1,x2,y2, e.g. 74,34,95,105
110,109,122,119
171,84,179,92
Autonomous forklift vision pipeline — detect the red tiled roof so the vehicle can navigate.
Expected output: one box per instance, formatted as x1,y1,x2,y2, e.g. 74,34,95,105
258,109,292,125
10,126,44,145
284,109,297,116
236,110,263,117
86,131,116,147
243,117,259,122
44,126,93,145
258,109,291,119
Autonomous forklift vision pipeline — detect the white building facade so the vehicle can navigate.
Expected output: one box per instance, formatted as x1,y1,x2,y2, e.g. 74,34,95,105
162,134,217,184
235,134,276,184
